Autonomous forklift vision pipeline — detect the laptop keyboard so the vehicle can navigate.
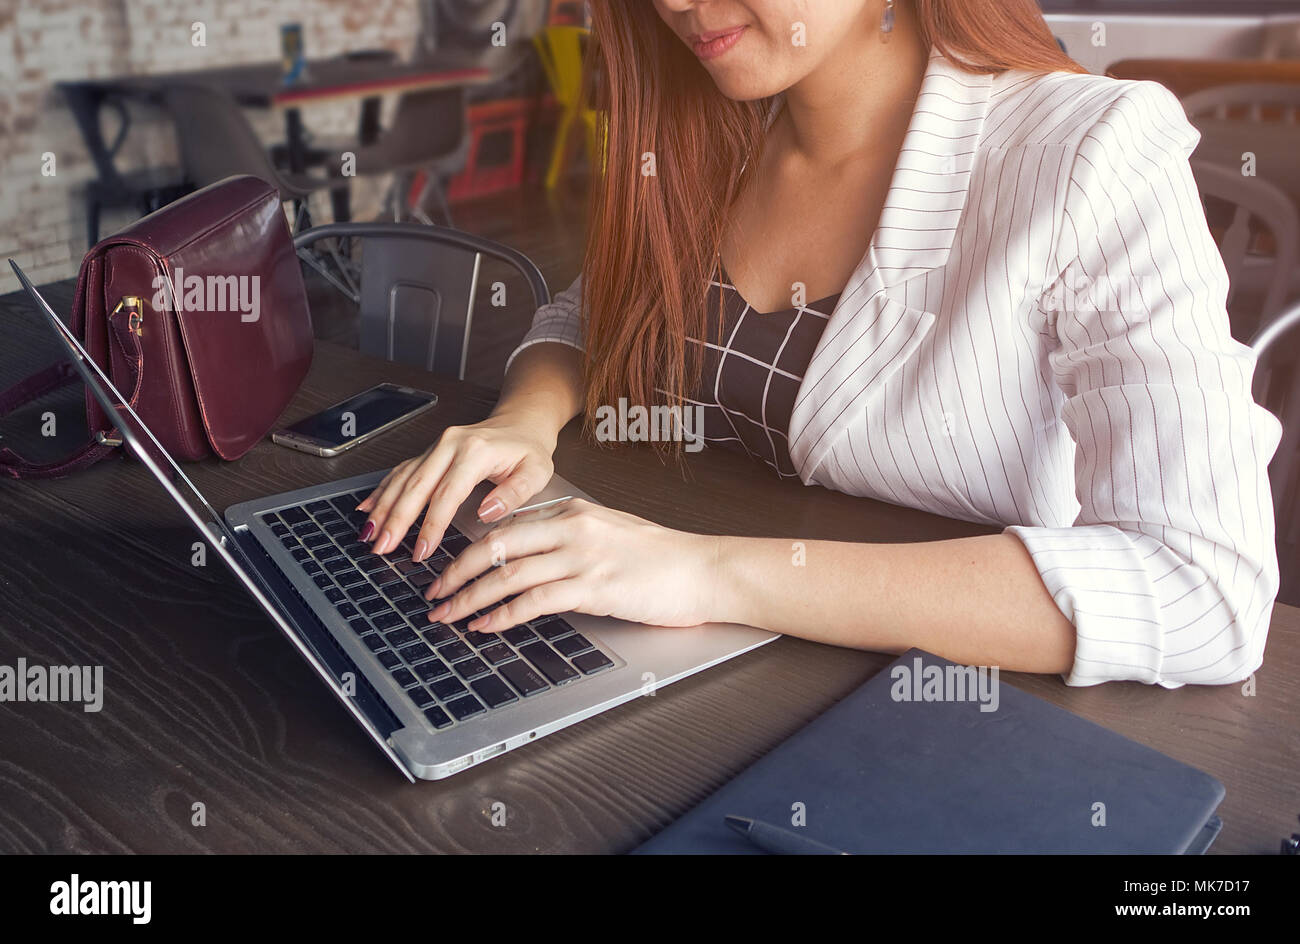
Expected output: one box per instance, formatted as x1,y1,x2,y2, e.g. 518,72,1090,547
259,489,615,730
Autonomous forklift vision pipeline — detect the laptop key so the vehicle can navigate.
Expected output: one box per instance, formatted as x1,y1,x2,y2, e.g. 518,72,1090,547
424,706,452,729
394,559,424,575
572,650,615,675
407,686,436,710
336,570,368,588
437,639,472,663
399,641,435,665
377,651,401,670
360,597,393,616
324,557,354,575
442,532,471,555
454,656,490,681
290,546,311,562
398,599,429,619
372,612,405,631
384,626,419,648
554,634,594,658
498,659,549,697
347,617,372,637
481,643,515,666
359,557,389,573
416,659,450,683
445,694,485,721
471,675,518,709
373,570,404,587
502,626,536,646
280,507,309,524
306,500,333,516
336,602,358,619
391,668,418,689
533,618,574,642
422,624,456,646
303,533,332,549
431,677,466,701
388,583,417,602
363,635,387,652
324,588,345,605
345,582,379,602
313,574,333,590
463,631,499,649
518,642,580,686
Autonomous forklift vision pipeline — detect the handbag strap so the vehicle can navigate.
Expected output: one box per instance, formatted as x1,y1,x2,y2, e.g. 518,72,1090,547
0,329,145,480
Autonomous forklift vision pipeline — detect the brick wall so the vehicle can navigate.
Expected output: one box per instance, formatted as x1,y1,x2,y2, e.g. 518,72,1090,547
0,0,441,294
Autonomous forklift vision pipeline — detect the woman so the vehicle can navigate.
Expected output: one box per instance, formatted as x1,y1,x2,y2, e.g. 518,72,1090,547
359,0,1282,687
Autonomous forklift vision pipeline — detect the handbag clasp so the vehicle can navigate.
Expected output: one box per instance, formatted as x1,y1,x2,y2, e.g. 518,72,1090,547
112,295,144,338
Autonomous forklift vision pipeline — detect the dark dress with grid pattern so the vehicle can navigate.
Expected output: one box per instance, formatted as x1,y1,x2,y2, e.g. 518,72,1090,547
687,261,841,479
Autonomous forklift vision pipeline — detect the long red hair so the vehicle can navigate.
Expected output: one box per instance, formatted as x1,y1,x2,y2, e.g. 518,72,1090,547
578,1,1085,447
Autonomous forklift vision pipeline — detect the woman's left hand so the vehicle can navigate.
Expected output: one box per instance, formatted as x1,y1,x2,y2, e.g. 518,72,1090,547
424,498,720,632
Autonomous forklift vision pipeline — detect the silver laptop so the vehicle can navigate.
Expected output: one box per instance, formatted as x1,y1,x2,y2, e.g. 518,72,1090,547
10,260,777,781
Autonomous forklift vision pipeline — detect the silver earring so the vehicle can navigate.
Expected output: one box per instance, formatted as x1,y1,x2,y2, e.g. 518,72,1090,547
881,0,896,42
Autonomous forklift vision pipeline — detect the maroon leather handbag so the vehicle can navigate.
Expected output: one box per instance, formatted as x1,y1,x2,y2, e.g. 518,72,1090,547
0,175,313,478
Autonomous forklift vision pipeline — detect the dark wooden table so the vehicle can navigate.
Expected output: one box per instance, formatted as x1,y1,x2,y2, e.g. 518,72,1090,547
1,282,1296,854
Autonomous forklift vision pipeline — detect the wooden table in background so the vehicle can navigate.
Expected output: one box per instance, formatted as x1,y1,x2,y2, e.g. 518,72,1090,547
0,282,1296,854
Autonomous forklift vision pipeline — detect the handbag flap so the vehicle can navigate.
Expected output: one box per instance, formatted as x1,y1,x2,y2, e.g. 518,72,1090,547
95,176,313,459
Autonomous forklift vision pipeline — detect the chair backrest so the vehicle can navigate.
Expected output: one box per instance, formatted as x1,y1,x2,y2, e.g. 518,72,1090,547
163,84,286,192
1182,83,1300,123
1249,301,1300,550
377,88,468,170
533,26,588,111
294,223,550,380
1191,159,1299,326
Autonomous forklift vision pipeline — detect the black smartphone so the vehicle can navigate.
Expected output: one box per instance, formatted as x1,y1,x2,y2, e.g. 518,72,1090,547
271,383,438,456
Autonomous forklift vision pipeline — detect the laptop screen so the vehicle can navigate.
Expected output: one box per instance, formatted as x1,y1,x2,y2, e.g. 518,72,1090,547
7,259,414,781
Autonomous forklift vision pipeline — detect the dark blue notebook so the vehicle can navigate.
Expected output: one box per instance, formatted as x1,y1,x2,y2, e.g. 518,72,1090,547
634,649,1224,854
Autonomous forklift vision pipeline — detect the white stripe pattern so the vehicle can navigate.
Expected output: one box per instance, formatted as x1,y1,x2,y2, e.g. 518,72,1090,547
506,51,1283,688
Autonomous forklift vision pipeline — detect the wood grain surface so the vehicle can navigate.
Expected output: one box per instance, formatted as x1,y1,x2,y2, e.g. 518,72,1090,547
1,282,1296,854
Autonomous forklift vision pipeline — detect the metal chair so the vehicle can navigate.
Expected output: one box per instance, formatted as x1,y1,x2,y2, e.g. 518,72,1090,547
72,93,193,246
1191,159,1299,336
1182,83,1300,123
163,83,344,231
1250,300,1300,553
293,222,549,380
348,87,470,226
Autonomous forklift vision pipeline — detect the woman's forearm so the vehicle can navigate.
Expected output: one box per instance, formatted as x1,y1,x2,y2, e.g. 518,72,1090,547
707,532,1076,673
491,343,584,444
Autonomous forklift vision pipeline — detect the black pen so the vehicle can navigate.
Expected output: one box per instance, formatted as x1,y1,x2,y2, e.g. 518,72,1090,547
724,815,850,855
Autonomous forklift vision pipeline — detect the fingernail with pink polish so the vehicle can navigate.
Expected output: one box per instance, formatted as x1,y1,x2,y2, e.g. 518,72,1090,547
412,539,429,562
358,521,376,542
478,497,506,523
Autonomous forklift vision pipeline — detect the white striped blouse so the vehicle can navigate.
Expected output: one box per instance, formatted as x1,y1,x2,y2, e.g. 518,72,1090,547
506,49,1283,688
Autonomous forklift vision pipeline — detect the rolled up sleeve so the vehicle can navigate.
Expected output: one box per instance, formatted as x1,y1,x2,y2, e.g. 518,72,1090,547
1006,82,1283,688
504,273,586,375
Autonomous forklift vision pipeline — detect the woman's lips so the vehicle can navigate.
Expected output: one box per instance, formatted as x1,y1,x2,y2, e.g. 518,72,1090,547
691,25,747,60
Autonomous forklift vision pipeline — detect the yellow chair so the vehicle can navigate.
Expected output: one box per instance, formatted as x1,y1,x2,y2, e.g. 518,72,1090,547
533,26,606,188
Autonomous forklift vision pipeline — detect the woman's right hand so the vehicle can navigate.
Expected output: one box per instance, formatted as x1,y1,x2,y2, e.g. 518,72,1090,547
355,411,558,561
